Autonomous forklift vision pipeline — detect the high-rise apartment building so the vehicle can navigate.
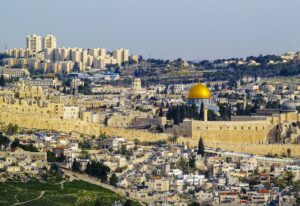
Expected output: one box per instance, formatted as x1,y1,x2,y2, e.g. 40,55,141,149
123,49,129,62
26,34,42,52
113,49,122,65
113,48,129,65
88,48,106,58
43,35,57,50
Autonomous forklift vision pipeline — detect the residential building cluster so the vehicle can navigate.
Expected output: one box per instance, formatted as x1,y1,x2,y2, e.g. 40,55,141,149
1,125,299,206
0,149,47,174
3,34,137,74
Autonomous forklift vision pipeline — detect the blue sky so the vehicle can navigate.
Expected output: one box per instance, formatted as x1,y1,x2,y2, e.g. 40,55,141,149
1,0,300,60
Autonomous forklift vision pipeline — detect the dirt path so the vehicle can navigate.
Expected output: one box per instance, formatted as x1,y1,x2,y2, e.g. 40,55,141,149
56,180,67,190
13,191,45,206
13,189,20,204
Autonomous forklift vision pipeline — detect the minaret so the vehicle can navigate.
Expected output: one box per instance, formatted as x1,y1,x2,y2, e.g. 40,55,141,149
132,77,143,94
133,78,141,90
243,97,247,110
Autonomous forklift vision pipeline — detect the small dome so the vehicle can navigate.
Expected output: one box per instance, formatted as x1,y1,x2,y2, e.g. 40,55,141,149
188,83,211,99
281,101,297,111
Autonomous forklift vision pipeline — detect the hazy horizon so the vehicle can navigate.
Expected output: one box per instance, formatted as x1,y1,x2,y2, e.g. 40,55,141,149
1,0,300,60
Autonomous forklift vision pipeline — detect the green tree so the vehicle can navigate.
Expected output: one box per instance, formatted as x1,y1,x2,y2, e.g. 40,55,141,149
287,148,291,157
124,200,135,206
208,110,218,121
175,106,182,124
47,150,56,162
188,155,196,169
56,154,66,162
218,103,231,121
197,137,205,157
72,159,80,172
79,149,89,159
98,132,107,140
86,162,92,175
7,123,19,135
284,171,294,186
180,105,186,122
178,157,189,173
19,143,39,152
109,173,119,186
158,107,164,117
50,163,61,176
11,138,20,149
133,138,140,145
85,161,111,182
0,132,10,148
241,187,247,194
0,74,5,87
94,198,103,206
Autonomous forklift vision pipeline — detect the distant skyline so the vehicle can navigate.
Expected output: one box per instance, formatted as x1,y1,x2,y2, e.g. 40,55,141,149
1,0,300,60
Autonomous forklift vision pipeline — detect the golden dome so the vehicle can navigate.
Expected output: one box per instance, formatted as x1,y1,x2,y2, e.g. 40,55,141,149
188,83,211,99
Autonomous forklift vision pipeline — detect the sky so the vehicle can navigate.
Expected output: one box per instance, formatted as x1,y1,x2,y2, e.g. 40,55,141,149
1,0,300,60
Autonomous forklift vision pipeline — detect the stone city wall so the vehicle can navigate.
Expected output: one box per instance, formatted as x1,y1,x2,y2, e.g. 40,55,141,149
205,142,300,157
177,137,300,157
0,112,170,142
1,111,300,157
170,120,276,143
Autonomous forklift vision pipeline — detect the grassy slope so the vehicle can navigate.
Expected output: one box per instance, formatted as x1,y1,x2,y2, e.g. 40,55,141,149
0,179,140,206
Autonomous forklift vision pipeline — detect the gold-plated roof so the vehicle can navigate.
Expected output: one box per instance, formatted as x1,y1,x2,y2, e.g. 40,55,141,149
188,83,211,99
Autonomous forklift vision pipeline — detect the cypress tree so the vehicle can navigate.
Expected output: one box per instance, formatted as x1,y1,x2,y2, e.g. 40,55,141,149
197,137,205,157
85,162,92,175
175,106,181,124
199,102,204,121
185,105,190,118
180,105,186,122
190,104,197,119
158,107,164,117
0,74,5,87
